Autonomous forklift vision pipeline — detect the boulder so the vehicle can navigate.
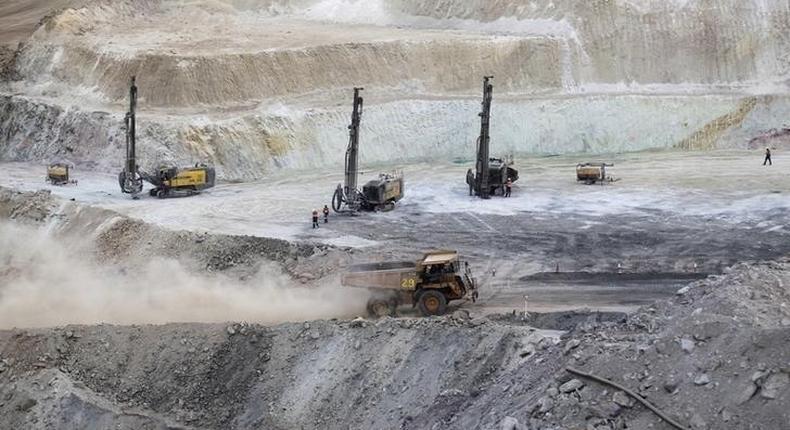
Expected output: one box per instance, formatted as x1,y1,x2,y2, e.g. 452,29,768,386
560,379,584,393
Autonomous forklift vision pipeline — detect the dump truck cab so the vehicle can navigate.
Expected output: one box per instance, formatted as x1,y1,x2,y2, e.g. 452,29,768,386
342,250,478,317
414,251,478,315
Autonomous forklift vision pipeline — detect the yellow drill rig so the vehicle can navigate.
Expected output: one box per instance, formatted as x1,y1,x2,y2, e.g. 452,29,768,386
118,77,215,199
331,88,404,213
466,76,519,198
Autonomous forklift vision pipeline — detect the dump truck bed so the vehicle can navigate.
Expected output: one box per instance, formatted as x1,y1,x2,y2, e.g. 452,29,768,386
342,262,418,291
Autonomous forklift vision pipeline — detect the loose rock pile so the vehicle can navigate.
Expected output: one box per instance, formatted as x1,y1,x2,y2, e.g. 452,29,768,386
0,258,788,429
0,186,348,280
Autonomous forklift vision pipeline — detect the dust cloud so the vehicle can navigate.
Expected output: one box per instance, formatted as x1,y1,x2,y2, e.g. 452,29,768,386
0,221,367,329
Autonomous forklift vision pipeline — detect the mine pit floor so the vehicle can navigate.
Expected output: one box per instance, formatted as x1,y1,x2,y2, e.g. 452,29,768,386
2,149,789,313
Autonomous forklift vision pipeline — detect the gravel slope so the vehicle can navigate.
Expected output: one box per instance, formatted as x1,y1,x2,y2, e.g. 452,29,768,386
1,258,789,429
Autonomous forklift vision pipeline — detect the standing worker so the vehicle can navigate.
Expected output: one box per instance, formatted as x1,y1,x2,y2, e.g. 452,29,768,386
323,205,330,224
505,177,513,197
312,209,319,229
764,148,773,166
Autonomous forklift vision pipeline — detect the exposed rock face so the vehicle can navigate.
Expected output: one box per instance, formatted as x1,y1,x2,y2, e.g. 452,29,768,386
1,1,789,179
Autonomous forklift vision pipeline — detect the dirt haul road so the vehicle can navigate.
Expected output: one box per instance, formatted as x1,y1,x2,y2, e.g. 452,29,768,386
3,139,789,430
3,150,790,315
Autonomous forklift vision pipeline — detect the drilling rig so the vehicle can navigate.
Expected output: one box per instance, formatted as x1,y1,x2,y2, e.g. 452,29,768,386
119,76,144,196
466,76,518,198
118,76,216,199
332,88,404,212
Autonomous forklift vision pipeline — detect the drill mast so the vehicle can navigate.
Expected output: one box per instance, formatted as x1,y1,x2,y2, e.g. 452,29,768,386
119,76,143,195
475,76,494,199
126,77,137,174
332,88,365,212
345,87,364,197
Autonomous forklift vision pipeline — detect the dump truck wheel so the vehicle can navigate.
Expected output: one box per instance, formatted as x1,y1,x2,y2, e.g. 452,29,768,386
417,290,447,317
366,299,394,318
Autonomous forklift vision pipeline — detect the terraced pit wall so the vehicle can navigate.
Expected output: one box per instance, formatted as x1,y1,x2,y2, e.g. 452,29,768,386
0,0,789,180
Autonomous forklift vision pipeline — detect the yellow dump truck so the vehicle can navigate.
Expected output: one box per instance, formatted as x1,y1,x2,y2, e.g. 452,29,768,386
342,250,478,317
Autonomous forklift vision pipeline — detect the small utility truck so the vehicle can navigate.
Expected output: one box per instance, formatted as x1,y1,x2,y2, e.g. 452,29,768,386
342,250,479,317
46,162,77,185
576,163,614,185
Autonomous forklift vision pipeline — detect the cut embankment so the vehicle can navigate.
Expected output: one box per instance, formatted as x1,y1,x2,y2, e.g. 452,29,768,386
0,221,364,328
0,187,363,328
4,93,782,180
15,36,565,107
2,0,789,179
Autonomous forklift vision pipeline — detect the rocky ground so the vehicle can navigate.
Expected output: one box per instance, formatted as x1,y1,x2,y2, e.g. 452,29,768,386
0,45,15,80
0,186,346,281
0,258,788,429
2,154,790,429
2,1,790,428
1,185,789,429
0,186,372,328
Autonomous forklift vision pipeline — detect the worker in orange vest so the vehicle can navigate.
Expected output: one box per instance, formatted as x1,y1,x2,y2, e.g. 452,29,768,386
505,178,513,197
312,209,319,229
